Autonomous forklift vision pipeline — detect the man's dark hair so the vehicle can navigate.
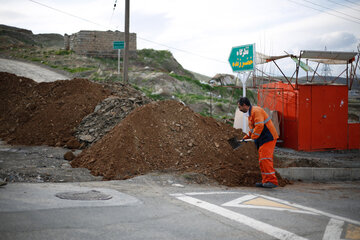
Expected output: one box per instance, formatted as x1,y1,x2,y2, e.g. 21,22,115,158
238,97,251,106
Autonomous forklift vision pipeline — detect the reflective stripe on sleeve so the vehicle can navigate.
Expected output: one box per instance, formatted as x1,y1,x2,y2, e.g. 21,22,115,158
261,172,276,175
253,132,260,136
255,116,271,125
260,158,272,161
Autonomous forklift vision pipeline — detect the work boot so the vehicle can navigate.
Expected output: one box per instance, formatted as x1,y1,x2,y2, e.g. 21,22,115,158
262,182,277,188
0,181,7,187
255,182,263,187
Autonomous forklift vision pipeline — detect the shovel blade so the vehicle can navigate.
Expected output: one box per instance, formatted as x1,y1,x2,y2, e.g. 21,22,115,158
228,137,241,150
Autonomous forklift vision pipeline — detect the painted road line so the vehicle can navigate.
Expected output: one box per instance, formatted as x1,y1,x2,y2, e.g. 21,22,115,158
322,218,344,240
174,194,309,240
222,194,258,204
222,194,318,215
257,194,360,226
183,191,239,196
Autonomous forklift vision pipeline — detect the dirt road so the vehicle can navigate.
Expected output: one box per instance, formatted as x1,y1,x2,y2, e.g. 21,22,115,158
0,58,69,82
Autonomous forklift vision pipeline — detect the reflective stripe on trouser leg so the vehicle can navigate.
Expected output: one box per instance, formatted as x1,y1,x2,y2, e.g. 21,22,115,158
258,139,278,185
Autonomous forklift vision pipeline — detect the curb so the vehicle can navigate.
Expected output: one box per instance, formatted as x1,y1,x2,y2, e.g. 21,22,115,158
275,168,360,181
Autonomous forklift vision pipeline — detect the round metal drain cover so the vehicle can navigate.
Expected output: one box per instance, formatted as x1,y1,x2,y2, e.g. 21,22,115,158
55,190,112,201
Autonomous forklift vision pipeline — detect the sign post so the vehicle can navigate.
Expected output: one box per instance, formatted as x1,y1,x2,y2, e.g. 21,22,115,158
113,41,125,75
228,43,256,133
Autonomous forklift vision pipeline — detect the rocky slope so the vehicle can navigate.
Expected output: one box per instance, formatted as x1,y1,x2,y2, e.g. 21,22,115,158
0,24,64,49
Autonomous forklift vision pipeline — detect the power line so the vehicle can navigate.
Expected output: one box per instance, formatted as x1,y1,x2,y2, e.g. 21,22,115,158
344,0,360,6
137,36,227,64
27,0,359,70
28,0,227,65
303,0,360,21
28,0,107,28
113,0,118,11
288,0,360,25
109,0,118,25
327,0,360,12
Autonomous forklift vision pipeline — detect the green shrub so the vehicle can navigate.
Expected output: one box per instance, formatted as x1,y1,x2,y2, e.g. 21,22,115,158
169,73,213,91
174,93,207,104
136,86,165,101
55,49,73,55
137,49,172,63
94,57,117,65
62,66,94,73
30,57,42,62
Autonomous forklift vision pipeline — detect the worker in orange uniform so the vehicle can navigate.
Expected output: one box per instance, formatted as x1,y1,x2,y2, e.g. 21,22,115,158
238,97,279,188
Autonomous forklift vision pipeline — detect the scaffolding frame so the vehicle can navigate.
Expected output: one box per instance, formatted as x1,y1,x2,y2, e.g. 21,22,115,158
261,49,359,90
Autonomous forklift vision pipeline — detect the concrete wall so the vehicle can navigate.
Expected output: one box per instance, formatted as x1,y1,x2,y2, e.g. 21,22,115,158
64,30,136,58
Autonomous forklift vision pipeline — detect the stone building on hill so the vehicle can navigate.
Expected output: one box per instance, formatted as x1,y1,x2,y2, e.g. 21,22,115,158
64,30,136,57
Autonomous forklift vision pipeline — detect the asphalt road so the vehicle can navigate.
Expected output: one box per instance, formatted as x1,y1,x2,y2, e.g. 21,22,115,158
0,58,69,82
0,178,359,240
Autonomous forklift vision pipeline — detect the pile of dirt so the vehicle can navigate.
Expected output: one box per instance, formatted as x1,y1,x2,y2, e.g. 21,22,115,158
75,82,152,147
0,72,110,147
0,72,287,187
72,100,288,187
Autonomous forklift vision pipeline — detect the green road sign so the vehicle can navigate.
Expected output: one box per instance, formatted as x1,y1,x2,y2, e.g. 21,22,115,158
228,44,255,72
113,41,125,49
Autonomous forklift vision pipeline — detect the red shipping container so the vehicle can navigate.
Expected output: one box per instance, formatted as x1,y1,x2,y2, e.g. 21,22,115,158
348,123,360,149
258,82,354,151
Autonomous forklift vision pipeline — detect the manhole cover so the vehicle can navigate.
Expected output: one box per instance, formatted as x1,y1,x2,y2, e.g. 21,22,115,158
55,190,112,200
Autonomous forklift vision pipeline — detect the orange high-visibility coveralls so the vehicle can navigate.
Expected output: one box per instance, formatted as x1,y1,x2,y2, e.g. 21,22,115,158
243,106,279,185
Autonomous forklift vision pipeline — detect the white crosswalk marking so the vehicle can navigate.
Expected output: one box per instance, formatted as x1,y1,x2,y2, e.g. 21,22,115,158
171,192,360,240
174,194,309,240
322,218,344,240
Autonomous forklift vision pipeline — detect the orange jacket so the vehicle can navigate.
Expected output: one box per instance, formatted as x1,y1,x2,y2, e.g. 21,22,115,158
243,106,278,148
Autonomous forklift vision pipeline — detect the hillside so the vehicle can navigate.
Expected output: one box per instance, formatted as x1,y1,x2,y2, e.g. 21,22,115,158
0,24,254,120
0,24,64,49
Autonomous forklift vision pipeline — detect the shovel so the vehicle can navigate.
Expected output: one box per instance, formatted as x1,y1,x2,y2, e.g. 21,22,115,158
227,137,254,150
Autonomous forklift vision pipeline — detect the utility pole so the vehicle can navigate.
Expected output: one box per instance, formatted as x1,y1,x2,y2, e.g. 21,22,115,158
123,0,130,84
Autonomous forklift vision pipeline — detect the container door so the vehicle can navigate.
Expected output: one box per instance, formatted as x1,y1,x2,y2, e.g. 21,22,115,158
311,86,347,150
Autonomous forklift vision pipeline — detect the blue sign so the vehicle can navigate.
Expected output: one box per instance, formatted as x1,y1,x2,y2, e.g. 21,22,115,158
113,41,125,50
228,44,255,72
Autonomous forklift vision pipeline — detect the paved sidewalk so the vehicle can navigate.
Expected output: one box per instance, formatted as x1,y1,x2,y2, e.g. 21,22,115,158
275,147,360,181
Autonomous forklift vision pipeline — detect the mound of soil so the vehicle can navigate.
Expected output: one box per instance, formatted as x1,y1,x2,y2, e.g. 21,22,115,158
0,72,287,187
75,82,152,147
72,100,288,187
0,72,110,147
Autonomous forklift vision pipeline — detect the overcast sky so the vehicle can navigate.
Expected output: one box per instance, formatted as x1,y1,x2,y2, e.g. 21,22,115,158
1,0,359,78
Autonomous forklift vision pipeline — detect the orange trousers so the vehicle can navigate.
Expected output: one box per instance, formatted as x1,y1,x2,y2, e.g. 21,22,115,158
258,139,278,185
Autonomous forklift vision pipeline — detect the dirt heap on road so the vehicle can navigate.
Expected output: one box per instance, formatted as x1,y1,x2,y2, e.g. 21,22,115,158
74,82,151,147
72,100,288,187
0,72,287,187
0,72,110,147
